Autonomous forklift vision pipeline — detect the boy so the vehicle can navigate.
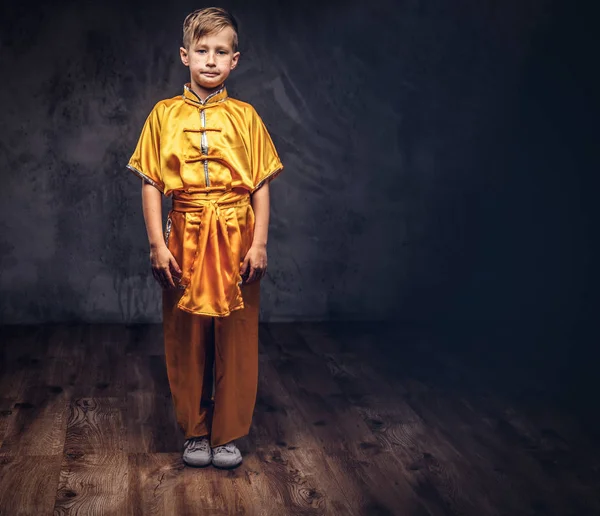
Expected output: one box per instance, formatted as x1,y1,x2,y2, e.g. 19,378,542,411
126,7,283,469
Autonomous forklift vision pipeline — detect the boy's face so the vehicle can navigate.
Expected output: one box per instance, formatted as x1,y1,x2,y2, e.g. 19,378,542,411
180,26,240,97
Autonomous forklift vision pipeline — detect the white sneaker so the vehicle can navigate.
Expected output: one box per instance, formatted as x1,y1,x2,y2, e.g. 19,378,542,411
182,436,212,467
211,441,243,469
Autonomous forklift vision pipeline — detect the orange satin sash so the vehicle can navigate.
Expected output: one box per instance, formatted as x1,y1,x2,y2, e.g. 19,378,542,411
169,190,252,317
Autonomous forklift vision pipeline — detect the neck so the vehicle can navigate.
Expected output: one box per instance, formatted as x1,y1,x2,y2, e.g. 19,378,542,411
190,81,224,102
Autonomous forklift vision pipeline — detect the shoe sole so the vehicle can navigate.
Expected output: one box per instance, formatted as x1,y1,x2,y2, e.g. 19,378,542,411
212,458,243,469
183,456,213,468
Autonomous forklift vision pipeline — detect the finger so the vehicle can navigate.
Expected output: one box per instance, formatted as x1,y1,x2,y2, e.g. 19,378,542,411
240,257,249,276
241,263,251,283
163,267,176,289
170,256,182,275
248,265,258,283
170,261,182,283
153,268,166,288
157,270,168,289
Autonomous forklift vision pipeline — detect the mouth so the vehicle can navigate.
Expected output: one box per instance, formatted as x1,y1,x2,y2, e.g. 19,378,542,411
202,72,219,77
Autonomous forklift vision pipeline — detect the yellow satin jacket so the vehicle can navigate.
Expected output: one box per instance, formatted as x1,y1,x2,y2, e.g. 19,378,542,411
126,83,284,317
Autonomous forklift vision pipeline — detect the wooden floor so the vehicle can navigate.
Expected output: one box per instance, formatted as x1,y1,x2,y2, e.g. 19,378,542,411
0,322,598,515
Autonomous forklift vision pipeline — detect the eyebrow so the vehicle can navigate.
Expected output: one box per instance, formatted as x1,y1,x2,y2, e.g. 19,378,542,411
194,44,231,50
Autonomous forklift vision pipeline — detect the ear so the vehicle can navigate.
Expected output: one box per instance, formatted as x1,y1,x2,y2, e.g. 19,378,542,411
180,47,189,67
231,51,240,69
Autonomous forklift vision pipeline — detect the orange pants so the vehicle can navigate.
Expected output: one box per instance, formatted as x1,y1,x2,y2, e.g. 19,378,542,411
162,278,260,447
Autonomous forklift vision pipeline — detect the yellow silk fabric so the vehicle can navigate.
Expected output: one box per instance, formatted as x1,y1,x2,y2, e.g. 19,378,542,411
126,83,284,317
127,83,283,196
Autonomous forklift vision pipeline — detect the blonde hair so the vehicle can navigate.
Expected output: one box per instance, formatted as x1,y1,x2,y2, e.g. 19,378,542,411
182,7,239,52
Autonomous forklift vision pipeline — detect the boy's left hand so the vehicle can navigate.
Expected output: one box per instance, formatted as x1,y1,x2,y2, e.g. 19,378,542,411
240,244,267,284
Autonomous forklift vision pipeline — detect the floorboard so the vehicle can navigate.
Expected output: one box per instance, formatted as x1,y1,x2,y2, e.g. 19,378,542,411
0,322,598,515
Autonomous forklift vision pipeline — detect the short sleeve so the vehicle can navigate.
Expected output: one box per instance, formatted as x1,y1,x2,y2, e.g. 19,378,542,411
126,103,165,193
249,107,284,192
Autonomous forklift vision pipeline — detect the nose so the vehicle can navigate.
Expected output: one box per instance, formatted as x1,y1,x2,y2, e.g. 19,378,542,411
206,51,216,66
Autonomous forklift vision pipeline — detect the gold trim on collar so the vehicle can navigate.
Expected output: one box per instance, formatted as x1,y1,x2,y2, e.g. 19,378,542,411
182,83,228,106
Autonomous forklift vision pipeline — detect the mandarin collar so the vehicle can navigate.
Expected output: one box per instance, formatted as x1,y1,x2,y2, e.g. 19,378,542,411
182,82,228,107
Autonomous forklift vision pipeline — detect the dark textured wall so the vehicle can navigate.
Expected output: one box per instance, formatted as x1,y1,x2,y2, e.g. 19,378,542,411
0,0,596,325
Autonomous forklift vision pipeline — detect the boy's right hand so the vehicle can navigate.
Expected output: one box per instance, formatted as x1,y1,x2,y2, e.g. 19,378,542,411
149,245,182,289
